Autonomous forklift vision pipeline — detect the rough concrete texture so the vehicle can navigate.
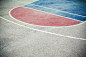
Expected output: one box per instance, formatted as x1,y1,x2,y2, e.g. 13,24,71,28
0,0,86,57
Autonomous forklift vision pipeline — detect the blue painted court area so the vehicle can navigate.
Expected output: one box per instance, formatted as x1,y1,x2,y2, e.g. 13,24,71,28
24,0,86,21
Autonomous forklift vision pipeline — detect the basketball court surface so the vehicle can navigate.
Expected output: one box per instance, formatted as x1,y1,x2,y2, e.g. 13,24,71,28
0,0,86,57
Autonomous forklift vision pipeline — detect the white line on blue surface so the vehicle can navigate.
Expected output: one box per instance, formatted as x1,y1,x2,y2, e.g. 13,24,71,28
29,4,86,17
18,0,86,17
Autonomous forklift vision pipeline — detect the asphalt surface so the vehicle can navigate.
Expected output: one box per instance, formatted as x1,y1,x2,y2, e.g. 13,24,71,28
0,0,86,57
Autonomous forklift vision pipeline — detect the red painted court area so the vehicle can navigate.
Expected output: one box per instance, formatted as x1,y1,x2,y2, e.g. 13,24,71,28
10,7,82,26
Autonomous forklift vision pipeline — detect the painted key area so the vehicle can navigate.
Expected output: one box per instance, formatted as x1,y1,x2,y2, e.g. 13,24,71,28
10,0,86,26
10,7,82,26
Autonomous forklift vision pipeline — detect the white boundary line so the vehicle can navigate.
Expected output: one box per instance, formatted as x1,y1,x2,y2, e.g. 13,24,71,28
17,0,39,5
0,16,86,41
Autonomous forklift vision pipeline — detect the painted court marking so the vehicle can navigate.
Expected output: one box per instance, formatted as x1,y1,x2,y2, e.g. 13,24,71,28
19,0,86,17
26,4,86,17
1,0,86,41
0,16,86,41
10,0,86,27
24,1,86,21
31,0,86,16
10,7,82,26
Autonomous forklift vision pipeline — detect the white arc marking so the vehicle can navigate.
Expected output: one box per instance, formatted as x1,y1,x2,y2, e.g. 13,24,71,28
0,16,86,41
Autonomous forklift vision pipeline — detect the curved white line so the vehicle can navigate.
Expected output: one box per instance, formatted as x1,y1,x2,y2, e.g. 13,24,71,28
0,16,86,41
18,0,39,4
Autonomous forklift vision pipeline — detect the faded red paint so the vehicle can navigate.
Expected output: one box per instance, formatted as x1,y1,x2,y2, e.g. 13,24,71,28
10,7,82,26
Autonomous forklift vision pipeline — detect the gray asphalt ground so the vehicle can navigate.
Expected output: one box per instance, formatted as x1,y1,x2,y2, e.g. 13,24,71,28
0,0,86,57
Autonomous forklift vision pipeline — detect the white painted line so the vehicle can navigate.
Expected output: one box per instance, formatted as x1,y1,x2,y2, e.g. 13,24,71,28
0,16,86,41
18,0,39,5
